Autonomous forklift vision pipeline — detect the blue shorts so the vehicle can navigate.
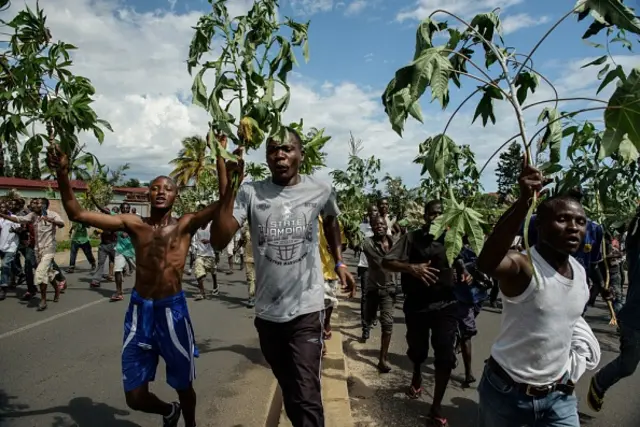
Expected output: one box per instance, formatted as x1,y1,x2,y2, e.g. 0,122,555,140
122,290,198,392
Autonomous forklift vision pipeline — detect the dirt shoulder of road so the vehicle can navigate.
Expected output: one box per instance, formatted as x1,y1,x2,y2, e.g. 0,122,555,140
338,296,489,427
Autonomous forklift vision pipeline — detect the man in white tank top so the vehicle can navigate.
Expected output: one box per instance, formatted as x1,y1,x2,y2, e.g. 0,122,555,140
476,165,590,427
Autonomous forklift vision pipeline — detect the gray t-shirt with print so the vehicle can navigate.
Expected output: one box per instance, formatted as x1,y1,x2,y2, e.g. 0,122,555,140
233,175,340,323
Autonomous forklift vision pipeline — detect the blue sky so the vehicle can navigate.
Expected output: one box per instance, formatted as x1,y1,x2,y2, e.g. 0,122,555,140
4,0,637,192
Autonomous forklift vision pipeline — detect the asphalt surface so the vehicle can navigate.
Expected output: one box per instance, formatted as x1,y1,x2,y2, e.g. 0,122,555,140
342,291,640,427
0,258,274,427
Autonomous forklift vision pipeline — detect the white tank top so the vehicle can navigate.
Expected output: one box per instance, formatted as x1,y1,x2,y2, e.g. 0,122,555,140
491,247,589,386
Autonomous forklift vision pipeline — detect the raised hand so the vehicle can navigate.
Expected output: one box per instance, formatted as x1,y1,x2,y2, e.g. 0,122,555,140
226,148,245,186
518,162,550,202
46,143,70,175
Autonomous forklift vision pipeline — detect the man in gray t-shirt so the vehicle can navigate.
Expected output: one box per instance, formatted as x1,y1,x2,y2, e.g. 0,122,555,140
212,127,355,427
233,175,339,322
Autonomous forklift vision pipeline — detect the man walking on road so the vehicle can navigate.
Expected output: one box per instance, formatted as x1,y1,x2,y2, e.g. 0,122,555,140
210,127,356,427
382,200,457,427
93,202,137,301
193,205,218,300
237,223,255,307
46,137,233,427
362,215,396,373
588,206,640,412
0,198,65,311
476,165,591,427
66,221,97,273
453,237,491,387
358,205,377,340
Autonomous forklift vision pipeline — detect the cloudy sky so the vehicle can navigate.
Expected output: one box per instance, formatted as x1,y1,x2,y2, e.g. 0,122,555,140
2,0,637,191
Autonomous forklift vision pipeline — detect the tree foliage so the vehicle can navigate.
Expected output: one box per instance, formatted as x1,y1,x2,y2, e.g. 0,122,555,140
381,1,640,264
174,169,219,216
0,2,111,161
169,135,216,188
331,133,380,247
187,0,309,159
496,141,522,202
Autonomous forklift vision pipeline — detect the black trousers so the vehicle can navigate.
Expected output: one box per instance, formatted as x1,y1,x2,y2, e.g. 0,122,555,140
255,311,325,427
358,267,368,329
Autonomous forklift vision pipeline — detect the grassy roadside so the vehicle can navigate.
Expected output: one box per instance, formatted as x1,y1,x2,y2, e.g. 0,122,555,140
56,239,101,252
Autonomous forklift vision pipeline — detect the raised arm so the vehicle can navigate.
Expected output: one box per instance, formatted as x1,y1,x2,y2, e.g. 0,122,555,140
213,133,229,199
46,144,135,232
185,143,239,237
0,213,29,224
476,164,544,298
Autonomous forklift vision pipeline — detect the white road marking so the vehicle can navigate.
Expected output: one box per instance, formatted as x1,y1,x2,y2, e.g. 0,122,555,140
0,298,108,340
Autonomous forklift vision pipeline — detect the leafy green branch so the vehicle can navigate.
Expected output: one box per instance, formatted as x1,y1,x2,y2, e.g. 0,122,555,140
0,2,112,158
187,0,310,157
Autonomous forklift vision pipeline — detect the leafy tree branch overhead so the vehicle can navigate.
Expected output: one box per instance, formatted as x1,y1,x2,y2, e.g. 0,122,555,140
187,0,311,182
381,0,640,266
0,1,112,166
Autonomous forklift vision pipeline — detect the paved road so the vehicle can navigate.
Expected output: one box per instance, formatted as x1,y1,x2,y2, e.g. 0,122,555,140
0,258,274,427
342,294,640,427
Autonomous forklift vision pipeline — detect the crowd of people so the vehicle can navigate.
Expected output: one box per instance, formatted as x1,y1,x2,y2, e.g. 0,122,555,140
1,128,638,427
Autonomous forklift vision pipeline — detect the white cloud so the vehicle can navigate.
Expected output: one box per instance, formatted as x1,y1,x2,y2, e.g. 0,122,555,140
168,0,177,11
501,13,550,34
364,52,374,62
396,0,523,22
345,0,367,16
289,0,334,15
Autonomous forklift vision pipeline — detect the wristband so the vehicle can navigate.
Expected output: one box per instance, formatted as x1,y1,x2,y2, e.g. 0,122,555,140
335,261,347,273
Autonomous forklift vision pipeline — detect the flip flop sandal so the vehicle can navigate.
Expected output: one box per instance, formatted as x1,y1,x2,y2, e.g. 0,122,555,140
406,385,423,399
323,330,332,340
194,294,205,301
37,301,47,311
53,295,60,303
110,294,124,302
426,415,449,427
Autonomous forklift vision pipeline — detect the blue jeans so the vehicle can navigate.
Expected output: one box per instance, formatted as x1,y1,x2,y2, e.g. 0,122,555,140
69,241,96,267
478,363,579,427
0,250,17,287
594,323,640,393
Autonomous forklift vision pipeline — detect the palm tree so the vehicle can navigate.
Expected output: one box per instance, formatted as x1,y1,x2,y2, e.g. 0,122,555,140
169,135,216,187
245,162,269,181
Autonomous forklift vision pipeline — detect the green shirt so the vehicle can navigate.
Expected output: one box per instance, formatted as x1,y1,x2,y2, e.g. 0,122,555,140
116,232,135,258
71,223,89,244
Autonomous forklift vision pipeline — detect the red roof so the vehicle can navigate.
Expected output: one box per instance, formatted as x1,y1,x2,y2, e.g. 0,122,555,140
0,177,148,194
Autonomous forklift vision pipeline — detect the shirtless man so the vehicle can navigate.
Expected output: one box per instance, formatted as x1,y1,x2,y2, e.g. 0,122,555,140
46,142,235,427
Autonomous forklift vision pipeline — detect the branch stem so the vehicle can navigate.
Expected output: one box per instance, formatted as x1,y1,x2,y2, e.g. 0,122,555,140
522,97,608,111
515,4,583,78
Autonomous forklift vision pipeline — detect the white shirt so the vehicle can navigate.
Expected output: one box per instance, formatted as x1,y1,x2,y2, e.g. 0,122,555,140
383,214,394,236
491,247,589,386
0,217,20,253
358,222,374,268
194,224,214,257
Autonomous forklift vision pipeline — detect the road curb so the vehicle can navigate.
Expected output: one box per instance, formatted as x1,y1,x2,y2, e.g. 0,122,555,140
268,310,355,426
264,380,283,427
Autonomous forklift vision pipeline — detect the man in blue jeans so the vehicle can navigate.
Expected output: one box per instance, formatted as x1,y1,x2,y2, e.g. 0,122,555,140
476,165,591,427
588,207,640,412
